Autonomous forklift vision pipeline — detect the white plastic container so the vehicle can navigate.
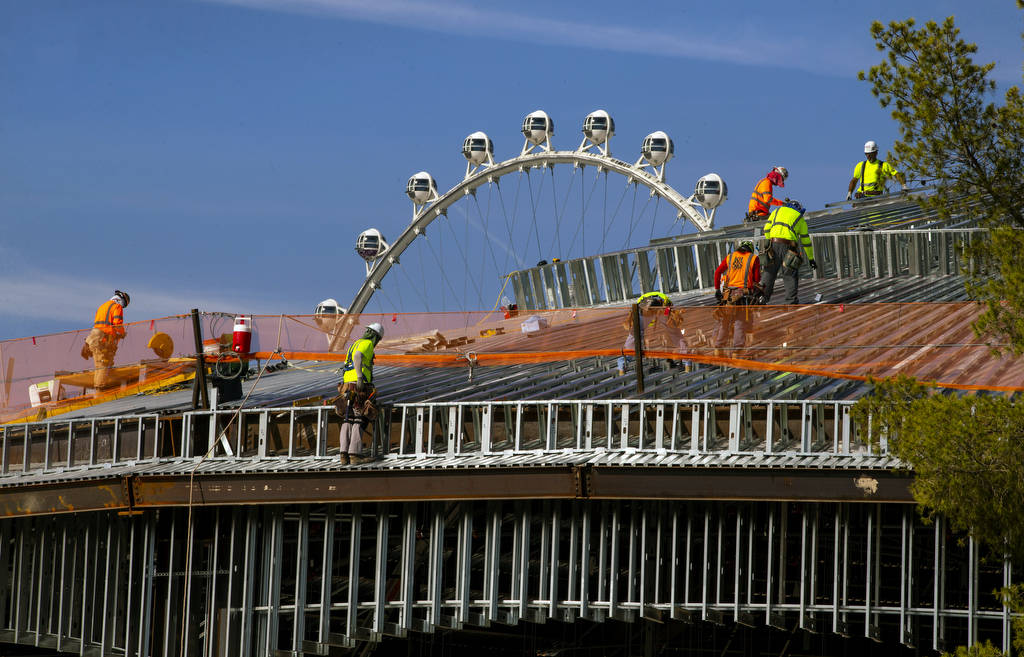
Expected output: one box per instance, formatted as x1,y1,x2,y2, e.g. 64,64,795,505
28,380,61,407
520,315,549,334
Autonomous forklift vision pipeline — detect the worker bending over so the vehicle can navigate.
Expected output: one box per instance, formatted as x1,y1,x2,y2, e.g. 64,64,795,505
617,291,673,375
746,166,788,222
761,201,816,305
713,241,763,349
335,322,383,465
84,290,129,390
846,141,906,200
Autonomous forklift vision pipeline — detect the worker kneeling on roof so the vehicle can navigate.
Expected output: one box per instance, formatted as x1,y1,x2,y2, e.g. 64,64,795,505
761,201,816,305
83,290,129,390
745,166,787,223
617,292,678,376
334,322,383,465
712,241,763,349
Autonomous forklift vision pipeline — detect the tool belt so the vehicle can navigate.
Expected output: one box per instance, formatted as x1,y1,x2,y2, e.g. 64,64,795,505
721,288,750,305
722,288,765,306
332,382,379,421
770,237,797,247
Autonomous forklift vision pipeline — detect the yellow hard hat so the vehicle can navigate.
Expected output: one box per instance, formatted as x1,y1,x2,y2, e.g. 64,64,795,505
147,332,174,359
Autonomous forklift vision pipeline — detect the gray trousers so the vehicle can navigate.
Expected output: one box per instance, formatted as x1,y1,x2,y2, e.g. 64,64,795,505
713,302,753,348
761,241,801,304
339,423,363,455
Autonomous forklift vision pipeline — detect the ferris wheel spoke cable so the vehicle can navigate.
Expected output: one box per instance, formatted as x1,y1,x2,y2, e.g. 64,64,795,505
625,186,656,246
375,286,401,315
418,235,430,312
551,165,581,259
525,171,544,267
472,191,503,293
395,263,427,313
624,183,641,245
463,191,470,304
549,167,563,258
601,171,609,253
423,234,464,310
439,213,485,307
603,177,632,253
478,188,491,292
493,180,519,276
649,195,663,243
566,170,601,258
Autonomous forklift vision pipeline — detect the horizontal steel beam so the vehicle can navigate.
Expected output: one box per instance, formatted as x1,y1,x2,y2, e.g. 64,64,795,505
0,477,128,516
125,465,912,509
132,467,583,507
587,466,914,503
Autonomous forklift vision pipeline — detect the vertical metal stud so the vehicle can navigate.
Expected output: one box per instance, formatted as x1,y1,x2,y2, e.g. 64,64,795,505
579,504,591,618
346,503,363,638
292,508,310,652
372,504,389,636
549,502,561,618
456,504,472,625
399,505,417,632
240,509,258,657
428,504,448,627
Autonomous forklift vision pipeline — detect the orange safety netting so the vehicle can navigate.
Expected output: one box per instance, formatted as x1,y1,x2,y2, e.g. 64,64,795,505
1,303,1021,424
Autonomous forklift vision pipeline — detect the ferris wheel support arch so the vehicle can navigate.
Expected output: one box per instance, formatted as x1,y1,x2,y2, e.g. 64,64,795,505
348,149,715,315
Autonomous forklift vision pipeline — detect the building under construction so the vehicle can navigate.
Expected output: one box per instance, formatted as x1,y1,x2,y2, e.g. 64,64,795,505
0,115,1020,656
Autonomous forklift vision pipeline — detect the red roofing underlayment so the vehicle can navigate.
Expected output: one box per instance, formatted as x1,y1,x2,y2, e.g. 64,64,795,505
1,303,1020,423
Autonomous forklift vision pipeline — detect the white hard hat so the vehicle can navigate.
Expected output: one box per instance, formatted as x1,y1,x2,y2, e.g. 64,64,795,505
864,140,878,154
366,322,384,339
772,166,788,180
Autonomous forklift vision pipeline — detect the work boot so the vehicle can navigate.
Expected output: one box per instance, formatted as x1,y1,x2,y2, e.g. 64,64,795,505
339,453,350,465
349,454,373,465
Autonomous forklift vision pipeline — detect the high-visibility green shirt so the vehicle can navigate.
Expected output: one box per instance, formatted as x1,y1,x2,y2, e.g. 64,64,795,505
342,338,375,383
852,159,900,194
764,206,815,261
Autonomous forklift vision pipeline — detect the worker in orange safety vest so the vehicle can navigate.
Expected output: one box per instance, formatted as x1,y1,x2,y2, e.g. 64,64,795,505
745,166,788,222
83,290,129,390
712,241,763,348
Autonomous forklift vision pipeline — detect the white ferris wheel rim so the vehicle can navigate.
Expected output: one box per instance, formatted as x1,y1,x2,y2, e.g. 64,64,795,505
348,149,715,315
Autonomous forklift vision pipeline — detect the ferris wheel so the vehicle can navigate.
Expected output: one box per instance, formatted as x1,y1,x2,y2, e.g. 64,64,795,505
346,109,728,315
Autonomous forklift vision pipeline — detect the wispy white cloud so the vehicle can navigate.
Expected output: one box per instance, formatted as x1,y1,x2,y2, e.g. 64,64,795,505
0,272,288,329
202,0,854,76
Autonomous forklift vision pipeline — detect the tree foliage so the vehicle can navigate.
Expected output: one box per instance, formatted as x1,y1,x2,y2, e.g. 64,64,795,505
860,13,1024,353
853,377,1024,656
853,376,1024,560
856,9,1024,655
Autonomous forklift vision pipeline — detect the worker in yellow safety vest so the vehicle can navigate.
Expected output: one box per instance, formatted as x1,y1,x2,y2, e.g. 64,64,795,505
762,201,816,304
82,290,130,390
846,141,906,199
617,292,677,375
335,322,384,465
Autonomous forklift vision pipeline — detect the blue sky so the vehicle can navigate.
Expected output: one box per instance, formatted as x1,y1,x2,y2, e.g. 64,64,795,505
1,0,1021,338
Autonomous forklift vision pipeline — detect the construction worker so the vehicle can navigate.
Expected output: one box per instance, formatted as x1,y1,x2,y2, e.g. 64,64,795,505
617,292,673,375
712,241,763,348
745,166,788,222
84,290,129,390
846,141,907,199
761,201,816,304
335,322,384,465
